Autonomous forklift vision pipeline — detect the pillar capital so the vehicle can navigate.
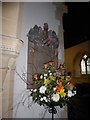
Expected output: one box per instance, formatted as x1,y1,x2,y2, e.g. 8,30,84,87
54,2,68,20
0,34,23,83
0,34,23,57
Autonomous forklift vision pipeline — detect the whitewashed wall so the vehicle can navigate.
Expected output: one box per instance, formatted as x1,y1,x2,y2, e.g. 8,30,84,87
13,2,67,118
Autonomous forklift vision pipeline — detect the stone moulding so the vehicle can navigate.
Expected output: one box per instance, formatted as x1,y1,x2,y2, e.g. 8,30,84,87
0,34,23,56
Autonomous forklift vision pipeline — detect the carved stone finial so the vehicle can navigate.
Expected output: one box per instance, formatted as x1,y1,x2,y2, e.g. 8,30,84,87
53,3,68,20
43,23,49,31
27,23,59,49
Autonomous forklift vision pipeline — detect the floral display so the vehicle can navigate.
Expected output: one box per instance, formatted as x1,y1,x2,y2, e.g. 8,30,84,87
30,61,76,109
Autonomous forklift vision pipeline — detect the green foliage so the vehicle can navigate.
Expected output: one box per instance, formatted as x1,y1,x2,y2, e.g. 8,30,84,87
30,61,76,108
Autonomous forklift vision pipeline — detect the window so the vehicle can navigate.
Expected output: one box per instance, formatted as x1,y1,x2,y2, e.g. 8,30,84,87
81,54,90,74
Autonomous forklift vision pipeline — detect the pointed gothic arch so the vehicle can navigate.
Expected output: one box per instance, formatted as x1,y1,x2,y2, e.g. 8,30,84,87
80,54,90,75
73,51,90,77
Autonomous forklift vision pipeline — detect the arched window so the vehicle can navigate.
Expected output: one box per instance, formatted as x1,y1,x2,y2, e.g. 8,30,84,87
81,54,90,74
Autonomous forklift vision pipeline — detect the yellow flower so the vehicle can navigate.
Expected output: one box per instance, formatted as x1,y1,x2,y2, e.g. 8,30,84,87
49,75,55,80
66,76,71,81
44,79,49,87
61,76,64,80
59,89,66,98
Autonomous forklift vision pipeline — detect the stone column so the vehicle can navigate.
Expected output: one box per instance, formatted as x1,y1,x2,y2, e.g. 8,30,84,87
54,3,68,65
0,2,2,119
53,3,68,118
0,2,23,118
1,36,23,118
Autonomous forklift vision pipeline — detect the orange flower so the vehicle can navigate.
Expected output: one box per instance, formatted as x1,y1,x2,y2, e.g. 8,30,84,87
59,79,63,83
56,84,64,93
55,68,60,73
49,61,55,66
44,63,48,68
33,74,38,80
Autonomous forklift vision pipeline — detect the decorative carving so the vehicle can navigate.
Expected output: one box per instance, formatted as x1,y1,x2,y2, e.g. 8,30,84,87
27,23,59,49
0,34,23,55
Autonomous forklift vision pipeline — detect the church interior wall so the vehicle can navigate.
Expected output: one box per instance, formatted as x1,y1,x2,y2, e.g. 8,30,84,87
13,2,67,118
65,40,90,84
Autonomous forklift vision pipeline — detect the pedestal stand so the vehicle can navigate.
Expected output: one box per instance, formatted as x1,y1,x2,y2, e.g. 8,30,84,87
52,106,54,120
48,106,57,120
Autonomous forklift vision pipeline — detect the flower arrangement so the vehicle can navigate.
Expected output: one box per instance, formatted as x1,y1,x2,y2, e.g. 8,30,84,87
30,61,76,108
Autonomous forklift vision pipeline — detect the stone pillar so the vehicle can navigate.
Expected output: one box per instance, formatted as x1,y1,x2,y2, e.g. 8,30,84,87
0,2,2,119
54,3,68,65
0,2,23,118
53,3,68,118
1,36,23,118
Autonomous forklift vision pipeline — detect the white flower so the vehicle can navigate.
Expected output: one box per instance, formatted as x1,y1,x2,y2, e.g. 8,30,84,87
43,96,46,100
45,99,48,102
34,97,37,100
48,70,51,73
44,77,46,79
44,74,47,77
73,90,77,95
40,98,43,101
53,87,56,91
30,89,33,92
40,75,43,79
33,89,37,92
52,93,60,102
43,96,48,102
54,73,56,76
39,95,41,97
67,90,74,97
40,96,47,102
49,73,52,75
39,86,46,94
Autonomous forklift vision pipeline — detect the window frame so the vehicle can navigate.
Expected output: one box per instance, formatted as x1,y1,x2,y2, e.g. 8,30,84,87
80,54,90,75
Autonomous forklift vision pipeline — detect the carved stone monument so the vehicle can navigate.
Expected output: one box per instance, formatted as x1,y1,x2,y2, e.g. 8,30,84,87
27,23,59,88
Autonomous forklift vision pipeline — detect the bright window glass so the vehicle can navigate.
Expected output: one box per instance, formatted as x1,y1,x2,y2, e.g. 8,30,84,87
81,59,86,74
81,54,90,75
87,58,90,74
